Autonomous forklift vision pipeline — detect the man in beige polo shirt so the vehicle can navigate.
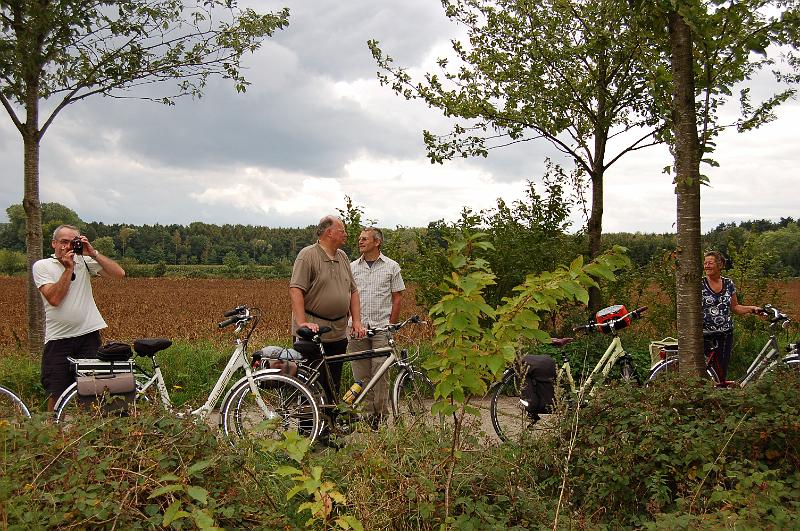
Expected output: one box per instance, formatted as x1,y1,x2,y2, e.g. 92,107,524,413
289,215,366,403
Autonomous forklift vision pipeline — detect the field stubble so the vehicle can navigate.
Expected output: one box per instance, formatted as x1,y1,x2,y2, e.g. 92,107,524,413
0,277,430,350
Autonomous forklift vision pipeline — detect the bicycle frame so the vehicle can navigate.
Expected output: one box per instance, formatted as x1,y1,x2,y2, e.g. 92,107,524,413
137,337,270,419
131,306,277,422
297,317,423,413
559,335,628,398
305,340,397,410
739,329,787,387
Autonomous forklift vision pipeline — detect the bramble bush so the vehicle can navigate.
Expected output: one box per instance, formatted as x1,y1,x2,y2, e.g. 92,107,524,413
2,354,798,528
0,411,294,529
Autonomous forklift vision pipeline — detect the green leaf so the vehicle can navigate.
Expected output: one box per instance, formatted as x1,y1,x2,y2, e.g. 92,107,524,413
187,460,212,477
336,515,365,531
286,484,305,500
191,508,215,529
162,501,189,526
148,484,184,499
274,465,302,477
186,485,208,505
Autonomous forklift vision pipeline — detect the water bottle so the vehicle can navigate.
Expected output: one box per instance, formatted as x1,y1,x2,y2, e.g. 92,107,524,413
342,380,364,404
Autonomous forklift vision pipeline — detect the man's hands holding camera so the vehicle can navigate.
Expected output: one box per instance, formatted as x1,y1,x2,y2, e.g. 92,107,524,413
58,236,98,270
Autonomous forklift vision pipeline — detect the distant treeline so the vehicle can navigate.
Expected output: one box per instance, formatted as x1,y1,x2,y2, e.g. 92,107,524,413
0,203,798,279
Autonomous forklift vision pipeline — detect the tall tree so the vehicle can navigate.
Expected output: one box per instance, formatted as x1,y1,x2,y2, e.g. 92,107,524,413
637,0,800,375
369,0,664,310
669,7,705,376
0,1,289,352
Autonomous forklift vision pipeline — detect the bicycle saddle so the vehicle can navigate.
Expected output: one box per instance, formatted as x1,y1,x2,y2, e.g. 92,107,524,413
133,338,173,357
296,326,332,340
550,337,574,347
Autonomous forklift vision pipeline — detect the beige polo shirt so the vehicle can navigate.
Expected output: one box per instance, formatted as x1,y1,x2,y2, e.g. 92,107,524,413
290,243,357,341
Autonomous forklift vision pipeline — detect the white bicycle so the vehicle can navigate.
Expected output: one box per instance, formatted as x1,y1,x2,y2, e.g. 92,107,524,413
0,384,31,424
53,305,320,444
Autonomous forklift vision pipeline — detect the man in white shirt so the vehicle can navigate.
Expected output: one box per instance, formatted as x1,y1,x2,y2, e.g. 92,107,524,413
33,224,125,410
348,227,405,428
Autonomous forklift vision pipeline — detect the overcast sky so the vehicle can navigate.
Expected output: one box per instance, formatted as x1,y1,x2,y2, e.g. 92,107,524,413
1,0,797,234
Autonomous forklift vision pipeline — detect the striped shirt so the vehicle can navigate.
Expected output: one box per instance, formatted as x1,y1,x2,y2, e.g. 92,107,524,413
351,253,405,327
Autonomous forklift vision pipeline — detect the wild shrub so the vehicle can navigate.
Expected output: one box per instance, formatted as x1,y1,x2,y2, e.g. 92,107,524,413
0,411,291,529
527,371,800,527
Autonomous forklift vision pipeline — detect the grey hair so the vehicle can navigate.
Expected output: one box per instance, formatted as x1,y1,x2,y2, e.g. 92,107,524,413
704,250,726,268
316,215,338,237
364,226,384,244
52,224,80,240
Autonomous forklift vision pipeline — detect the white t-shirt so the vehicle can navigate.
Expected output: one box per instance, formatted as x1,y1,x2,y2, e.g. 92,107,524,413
32,255,107,343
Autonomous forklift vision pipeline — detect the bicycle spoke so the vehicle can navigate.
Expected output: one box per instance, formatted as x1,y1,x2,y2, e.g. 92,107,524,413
392,369,436,427
222,373,320,444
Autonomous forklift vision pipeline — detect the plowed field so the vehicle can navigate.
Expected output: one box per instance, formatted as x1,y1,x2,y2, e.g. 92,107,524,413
0,277,430,349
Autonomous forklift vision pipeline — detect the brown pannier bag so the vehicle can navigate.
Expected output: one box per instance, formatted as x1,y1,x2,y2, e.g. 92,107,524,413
76,372,136,414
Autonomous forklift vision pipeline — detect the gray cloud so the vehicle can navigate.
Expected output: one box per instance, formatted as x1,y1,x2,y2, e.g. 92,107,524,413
1,0,797,232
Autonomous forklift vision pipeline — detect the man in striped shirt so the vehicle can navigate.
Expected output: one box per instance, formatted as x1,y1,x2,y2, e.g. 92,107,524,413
348,227,405,428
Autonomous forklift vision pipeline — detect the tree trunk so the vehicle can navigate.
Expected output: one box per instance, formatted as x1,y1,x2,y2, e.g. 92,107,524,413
22,129,44,355
588,51,609,313
587,166,604,313
668,10,705,377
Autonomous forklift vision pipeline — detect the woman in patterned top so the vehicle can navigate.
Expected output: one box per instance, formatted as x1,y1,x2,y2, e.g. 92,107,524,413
702,250,762,384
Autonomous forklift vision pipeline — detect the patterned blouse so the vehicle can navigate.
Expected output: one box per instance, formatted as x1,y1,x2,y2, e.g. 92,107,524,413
702,276,736,332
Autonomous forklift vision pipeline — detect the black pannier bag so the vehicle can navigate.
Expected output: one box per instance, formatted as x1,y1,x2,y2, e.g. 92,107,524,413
520,355,557,415
76,372,136,414
97,341,133,362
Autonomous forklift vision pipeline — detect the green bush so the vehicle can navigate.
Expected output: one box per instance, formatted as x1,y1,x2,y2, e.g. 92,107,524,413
0,351,43,412
0,249,26,276
3,340,798,528
526,372,800,527
0,412,291,529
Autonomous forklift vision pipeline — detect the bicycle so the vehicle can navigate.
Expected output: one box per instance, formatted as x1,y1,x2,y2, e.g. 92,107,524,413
0,384,31,424
647,304,798,386
222,316,432,444
490,305,647,442
53,305,320,444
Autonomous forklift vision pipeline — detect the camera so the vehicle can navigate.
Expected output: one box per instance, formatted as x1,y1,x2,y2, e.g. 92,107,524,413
71,237,84,255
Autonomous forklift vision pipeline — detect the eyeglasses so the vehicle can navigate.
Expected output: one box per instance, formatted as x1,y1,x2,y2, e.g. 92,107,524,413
55,239,73,245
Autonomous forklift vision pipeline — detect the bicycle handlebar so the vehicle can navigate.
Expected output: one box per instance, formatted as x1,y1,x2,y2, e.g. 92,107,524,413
759,304,789,324
218,306,251,328
217,316,239,328
366,315,425,336
224,305,246,318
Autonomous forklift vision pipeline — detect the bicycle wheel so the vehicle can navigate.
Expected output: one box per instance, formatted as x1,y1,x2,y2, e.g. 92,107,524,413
620,359,641,385
762,355,800,379
221,372,320,445
0,385,31,425
489,371,536,443
391,368,435,424
294,366,328,434
53,383,141,425
783,356,800,373
647,357,720,384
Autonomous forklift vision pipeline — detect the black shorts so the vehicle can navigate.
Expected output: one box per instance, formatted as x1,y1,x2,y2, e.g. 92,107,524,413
41,331,101,400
